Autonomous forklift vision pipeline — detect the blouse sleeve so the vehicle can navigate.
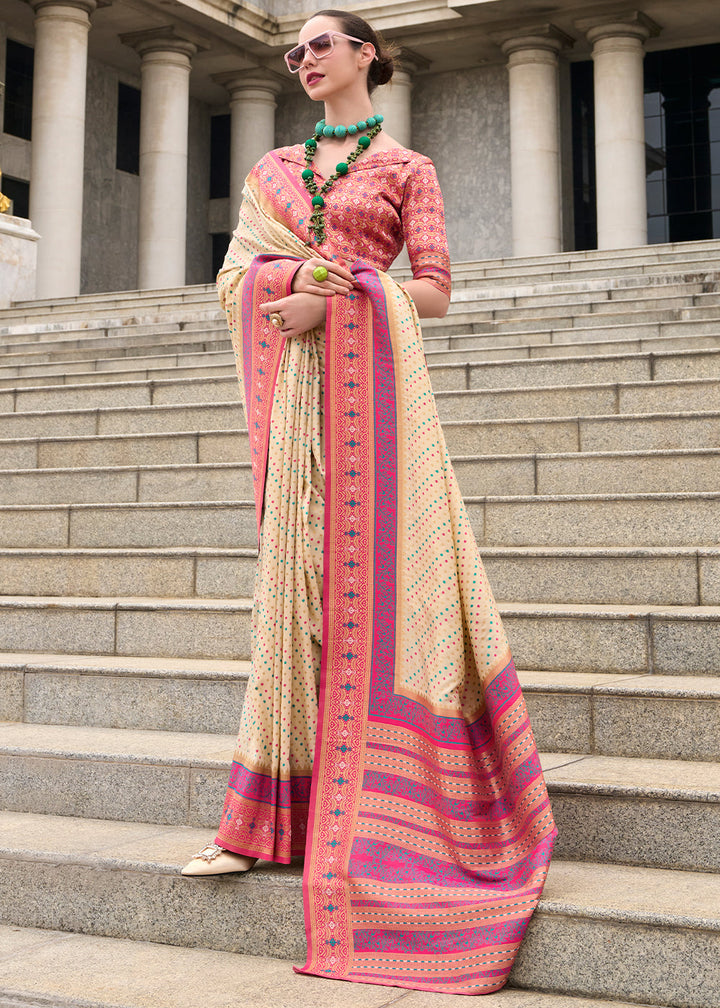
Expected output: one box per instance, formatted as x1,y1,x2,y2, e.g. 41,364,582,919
401,157,452,298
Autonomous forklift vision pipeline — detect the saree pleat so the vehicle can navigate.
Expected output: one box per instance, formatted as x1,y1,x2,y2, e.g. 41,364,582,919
214,158,556,995
216,331,326,862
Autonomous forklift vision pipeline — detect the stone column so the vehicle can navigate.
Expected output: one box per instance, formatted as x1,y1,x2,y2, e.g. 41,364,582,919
374,52,425,149
578,12,660,249
123,29,197,289
29,0,96,299
497,25,573,256
214,71,283,231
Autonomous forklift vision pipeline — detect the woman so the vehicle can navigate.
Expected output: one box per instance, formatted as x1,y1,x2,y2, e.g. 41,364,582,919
183,9,556,994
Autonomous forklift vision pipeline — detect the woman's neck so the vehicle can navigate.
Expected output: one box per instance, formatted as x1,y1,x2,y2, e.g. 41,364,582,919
323,94,374,127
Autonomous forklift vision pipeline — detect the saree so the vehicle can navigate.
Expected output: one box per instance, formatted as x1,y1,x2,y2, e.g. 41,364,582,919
216,150,557,995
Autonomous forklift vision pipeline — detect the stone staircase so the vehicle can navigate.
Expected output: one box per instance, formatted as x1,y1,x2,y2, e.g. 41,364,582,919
1,237,719,1008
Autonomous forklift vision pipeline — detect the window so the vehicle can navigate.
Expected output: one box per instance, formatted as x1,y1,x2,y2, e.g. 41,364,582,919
570,61,597,250
212,232,231,278
210,114,230,199
572,43,720,247
4,39,34,140
1,176,30,218
644,44,720,243
116,82,141,174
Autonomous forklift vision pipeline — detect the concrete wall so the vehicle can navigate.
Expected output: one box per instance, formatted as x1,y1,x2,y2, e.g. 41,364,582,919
275,87,318,151
81,58,141,293
186,95,211,285
412,64,512,262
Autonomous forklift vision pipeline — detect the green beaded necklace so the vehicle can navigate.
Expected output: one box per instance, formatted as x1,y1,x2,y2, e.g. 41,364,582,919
301,114,384,245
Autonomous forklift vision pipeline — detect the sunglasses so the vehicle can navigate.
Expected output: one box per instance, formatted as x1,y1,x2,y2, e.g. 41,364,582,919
284,30,374,73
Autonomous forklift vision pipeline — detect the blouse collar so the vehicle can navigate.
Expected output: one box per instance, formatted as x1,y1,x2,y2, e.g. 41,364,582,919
276,144,418,172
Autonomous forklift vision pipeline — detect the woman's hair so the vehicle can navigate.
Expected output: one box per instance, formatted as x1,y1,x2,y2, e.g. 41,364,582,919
312,9,397,92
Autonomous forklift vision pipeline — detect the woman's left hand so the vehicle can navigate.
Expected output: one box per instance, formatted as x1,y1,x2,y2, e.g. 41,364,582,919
292,257,357,297
259,292,328,339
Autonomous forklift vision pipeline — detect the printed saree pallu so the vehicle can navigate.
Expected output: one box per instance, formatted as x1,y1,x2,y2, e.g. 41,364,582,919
217,177,557,995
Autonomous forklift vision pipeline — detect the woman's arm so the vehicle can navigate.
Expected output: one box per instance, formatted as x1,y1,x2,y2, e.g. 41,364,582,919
402,278,450,319
400,158,452,320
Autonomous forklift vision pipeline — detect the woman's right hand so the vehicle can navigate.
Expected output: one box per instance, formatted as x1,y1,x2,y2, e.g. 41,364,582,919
258,291,329,339
292,257,357,297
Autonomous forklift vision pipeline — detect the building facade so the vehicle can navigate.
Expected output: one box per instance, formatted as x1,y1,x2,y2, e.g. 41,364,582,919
1,0,719,298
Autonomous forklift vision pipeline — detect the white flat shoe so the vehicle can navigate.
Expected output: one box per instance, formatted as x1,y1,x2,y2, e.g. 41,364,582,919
181,843,257,876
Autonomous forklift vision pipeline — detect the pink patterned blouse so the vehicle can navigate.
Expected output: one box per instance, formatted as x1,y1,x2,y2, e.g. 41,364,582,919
273,145,452,298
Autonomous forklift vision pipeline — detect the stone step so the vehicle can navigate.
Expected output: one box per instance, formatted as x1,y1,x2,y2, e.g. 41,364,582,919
0,238,715,313
0,315,223,351
1,267,718,344
0,652,251,734
449,255,720,286
432,347,716,393
1,544,717,606
471,491,720,548
0,925,653,1008
1,240,717,323
0,319,711,385
450,248,720,281
1,305,714,377
425,330,720,365
3,301,718,373
0,373,243,414
0,428,249,470
0,721,717,872
450,283,720,312
446,270,719,302
0,261,711,325
430,327,720,359
0,298,221,328
0,547,257,599
0,595,254,662
0,811,718,1007
1,374,717,447
446,236,720,268
0,595,718,673
457,290,715,320
0,400,246,441
458,447,720,497
0,358,235,390
522,671,720,763
5,281,213,311
2,284,718,347
4,281,719,338
429,307,720,339
437,376,720,421
0,345,716,416
2,409,719,471
2,240,710,317
2,329,718,392
1,446,717,505
0,327,229,362
2,492,717,550
3,653,718,762
0,461,258,505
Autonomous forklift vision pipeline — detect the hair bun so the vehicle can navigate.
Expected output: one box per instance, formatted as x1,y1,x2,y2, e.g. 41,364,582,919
370,46,397,89
313,9,399,93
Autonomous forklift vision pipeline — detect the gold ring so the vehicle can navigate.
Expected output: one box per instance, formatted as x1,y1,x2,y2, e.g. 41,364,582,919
270,313,283,328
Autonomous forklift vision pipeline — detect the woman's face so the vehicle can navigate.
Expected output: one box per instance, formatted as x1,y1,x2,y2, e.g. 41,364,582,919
295,15,372,101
